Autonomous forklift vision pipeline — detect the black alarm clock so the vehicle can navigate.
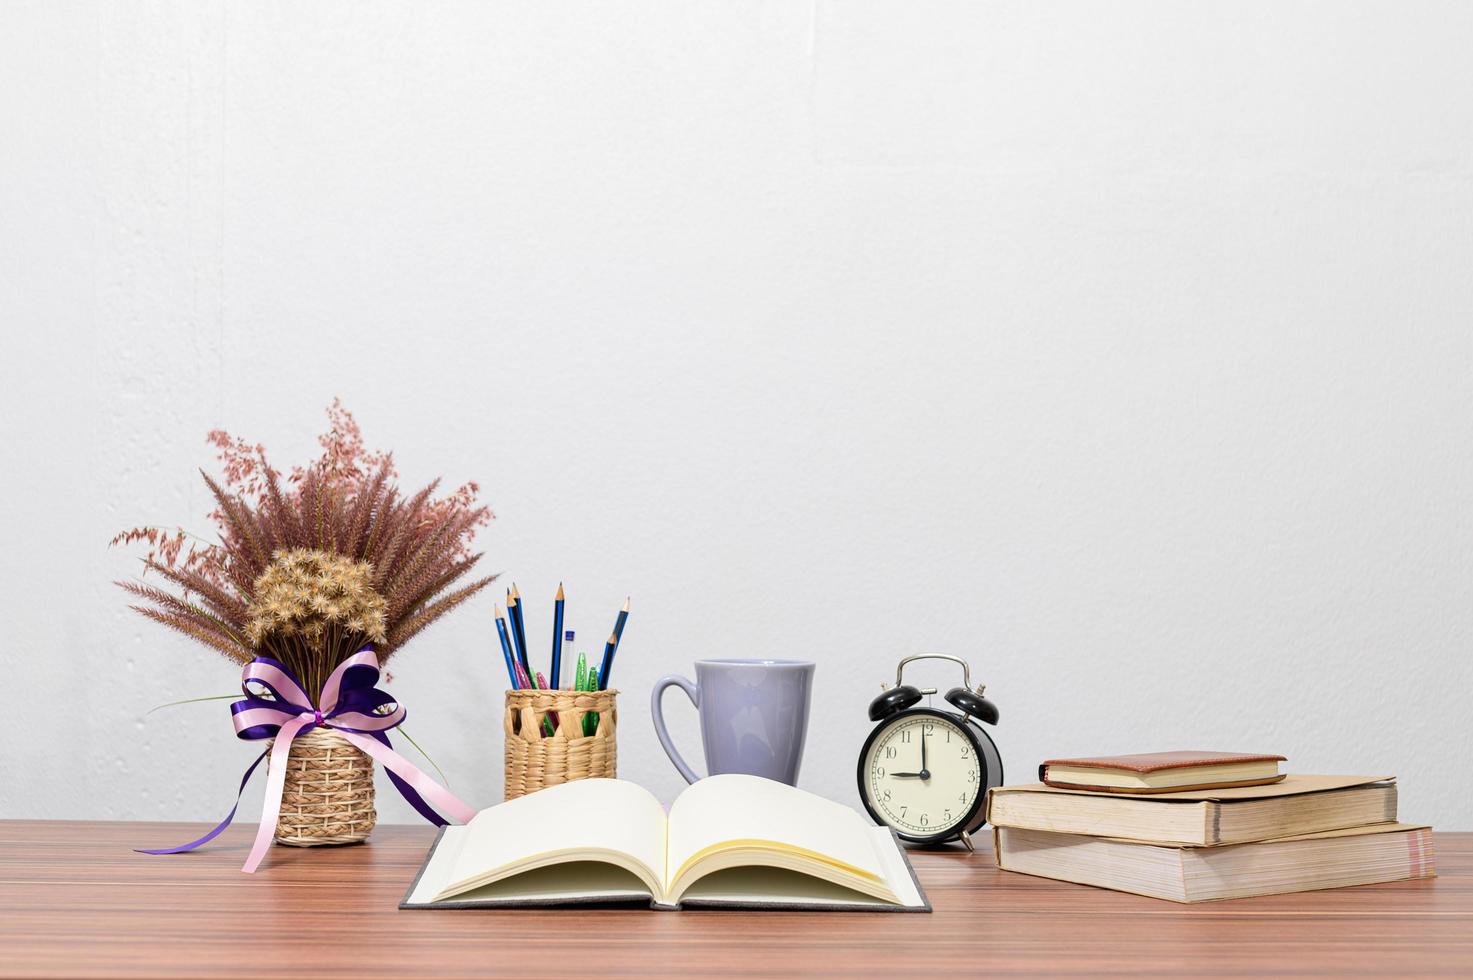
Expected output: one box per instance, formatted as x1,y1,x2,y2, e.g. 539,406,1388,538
856,654,1003,850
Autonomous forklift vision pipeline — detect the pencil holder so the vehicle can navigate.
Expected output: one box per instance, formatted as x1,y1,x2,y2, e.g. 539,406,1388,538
270,728,376,846
504,689,618,801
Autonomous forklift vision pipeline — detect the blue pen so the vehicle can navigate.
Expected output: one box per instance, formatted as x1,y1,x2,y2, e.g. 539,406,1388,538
493,606,518,687
550,583,565,689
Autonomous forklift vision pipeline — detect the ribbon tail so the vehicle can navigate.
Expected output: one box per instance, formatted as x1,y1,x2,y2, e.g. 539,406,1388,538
336,730,478,825
135,748,270,855
362,730,448,826
242,716,311,874
379,740,449,827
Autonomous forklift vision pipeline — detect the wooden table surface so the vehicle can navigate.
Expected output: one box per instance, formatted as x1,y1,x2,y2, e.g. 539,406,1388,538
0,821,1467,978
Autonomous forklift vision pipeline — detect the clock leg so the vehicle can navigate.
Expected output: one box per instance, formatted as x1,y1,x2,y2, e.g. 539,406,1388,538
960,830,975,853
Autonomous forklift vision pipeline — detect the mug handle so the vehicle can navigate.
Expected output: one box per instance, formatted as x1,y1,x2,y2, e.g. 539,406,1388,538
650,674,702,784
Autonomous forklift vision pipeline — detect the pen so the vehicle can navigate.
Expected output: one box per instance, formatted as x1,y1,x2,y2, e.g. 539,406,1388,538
534,670,557,736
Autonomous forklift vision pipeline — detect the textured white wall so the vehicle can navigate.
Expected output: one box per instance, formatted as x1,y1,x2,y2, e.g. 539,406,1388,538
2,2,1471,831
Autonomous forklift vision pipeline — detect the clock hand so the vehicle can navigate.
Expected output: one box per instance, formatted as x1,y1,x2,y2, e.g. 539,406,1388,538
920,727,930,780
889,771,923,778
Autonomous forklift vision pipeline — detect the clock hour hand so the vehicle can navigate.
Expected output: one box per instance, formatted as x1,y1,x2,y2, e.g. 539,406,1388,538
889,771,923,778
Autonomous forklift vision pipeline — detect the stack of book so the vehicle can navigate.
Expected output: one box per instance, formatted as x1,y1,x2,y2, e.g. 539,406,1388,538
987,751,1435,903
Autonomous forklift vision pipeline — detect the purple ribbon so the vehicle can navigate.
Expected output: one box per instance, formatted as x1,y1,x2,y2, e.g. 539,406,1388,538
139,648,476,872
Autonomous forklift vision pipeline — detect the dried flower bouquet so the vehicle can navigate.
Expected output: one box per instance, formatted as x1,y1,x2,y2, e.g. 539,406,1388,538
116,401,492,855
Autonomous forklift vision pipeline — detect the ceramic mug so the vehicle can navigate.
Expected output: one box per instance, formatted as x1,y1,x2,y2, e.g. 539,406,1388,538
650,658,815,785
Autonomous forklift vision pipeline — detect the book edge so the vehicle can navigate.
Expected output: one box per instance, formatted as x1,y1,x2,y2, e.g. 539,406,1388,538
400,827,931,913
994,825,1435,903
1041,753,1288,774
1041,774,1288,795
399,825,448,910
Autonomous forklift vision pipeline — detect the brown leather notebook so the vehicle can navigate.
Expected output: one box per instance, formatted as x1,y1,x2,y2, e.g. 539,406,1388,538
1039,751,1287,794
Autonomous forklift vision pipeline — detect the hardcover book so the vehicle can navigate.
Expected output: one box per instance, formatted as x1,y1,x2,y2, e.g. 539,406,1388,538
987,775,1396,846
993,822,1434,903
402,775,930,912
1039,750,1286,793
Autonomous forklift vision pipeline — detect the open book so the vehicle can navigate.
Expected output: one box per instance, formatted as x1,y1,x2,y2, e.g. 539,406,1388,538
401,775,929,911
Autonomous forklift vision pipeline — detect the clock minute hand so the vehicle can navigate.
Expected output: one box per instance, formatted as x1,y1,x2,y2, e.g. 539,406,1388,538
920,727,930,780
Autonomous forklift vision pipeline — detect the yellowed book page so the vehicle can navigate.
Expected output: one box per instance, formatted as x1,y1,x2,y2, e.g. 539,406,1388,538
665,774,885,892
1260,821,1430,843
1091,821,1431,848
441,779,667,899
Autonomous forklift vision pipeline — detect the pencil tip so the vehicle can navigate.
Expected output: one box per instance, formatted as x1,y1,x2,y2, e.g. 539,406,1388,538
556,583,565,600
494,604,505,618
622,597,630,611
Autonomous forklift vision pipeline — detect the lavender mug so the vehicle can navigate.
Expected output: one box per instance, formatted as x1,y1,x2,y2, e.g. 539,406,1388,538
650,658,815,785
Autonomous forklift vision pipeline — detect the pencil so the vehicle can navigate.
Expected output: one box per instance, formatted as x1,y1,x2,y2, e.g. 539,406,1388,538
509,584,529,672
611,596,630,647
550,583,565,689
505,589,523,670
493,605,518,687
596,598,628,691
596,633,618,691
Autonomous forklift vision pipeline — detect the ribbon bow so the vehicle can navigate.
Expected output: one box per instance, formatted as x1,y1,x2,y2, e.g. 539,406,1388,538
140,649,476,873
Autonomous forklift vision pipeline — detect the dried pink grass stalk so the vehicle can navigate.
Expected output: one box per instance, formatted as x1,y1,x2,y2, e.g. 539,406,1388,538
113,400,494,671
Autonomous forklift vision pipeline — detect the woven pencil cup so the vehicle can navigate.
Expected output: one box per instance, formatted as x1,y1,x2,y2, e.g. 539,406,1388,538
504,689,617,801
269,728,376,846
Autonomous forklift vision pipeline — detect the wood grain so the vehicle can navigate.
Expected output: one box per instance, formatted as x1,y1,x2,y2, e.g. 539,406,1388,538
0,821,1466,978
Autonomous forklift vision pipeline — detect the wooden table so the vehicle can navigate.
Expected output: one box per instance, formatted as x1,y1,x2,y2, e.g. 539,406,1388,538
0,822,1467,977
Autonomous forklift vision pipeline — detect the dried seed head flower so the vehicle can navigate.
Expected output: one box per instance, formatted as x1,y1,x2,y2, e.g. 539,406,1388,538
246,549,387,648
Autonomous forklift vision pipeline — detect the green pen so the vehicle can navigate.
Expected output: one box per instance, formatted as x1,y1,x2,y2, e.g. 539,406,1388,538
583,651,602,735
575,652,589,735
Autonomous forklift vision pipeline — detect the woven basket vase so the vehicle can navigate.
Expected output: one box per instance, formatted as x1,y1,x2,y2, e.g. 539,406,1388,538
269,728,376,846
504,689,617,801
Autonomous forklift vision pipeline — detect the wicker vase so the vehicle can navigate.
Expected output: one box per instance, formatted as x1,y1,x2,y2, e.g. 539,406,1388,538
270,728,376,846
504,689,617,801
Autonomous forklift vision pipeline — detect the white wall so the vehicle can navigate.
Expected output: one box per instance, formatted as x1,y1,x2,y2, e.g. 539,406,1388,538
3,2,1471,830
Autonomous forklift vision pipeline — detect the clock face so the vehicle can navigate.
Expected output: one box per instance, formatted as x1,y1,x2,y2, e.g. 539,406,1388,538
860,711,984,841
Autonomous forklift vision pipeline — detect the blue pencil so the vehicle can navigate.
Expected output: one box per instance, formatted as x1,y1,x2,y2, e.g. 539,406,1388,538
596,633,618,690
509,585,529,672
611,596,630,647
493,606,518,687
550,583,565,689
596,597,629,690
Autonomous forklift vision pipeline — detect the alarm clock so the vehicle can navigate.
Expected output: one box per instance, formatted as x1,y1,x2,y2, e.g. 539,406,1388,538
856,654,1003,850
